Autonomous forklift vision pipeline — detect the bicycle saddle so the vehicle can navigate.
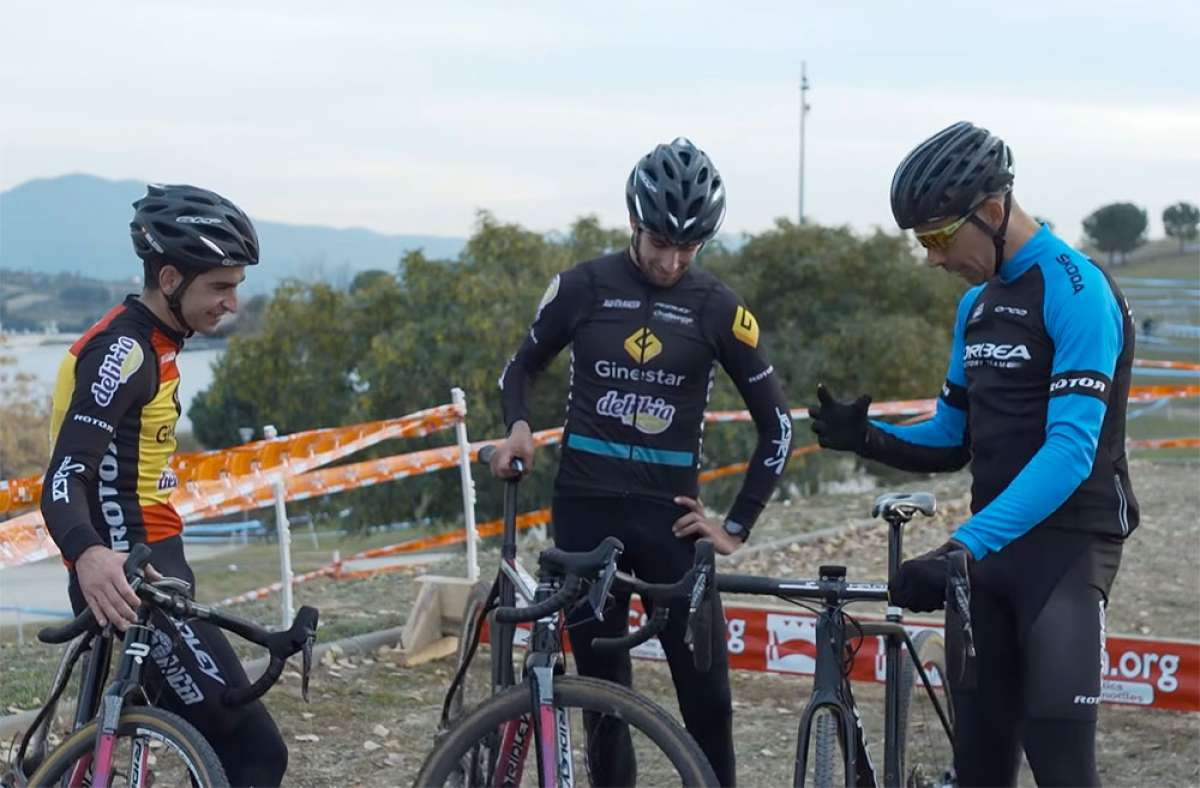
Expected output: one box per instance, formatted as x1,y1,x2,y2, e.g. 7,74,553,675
871,492,937,523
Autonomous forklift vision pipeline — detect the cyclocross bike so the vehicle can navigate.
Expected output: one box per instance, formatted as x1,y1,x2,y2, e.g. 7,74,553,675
3,544,318,788
714,491,974,788
420,535,720,786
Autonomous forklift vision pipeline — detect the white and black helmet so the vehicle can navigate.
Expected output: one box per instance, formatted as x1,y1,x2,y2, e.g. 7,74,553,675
131,183,259,269
625,137,726,245
890,121,1014,229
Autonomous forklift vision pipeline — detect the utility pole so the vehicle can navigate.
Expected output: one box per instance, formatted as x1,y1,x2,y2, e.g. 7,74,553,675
798,62,812,224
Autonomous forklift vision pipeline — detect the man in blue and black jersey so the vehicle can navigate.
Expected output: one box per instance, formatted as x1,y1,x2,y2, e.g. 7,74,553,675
810,121,1137,786
492,137,793,786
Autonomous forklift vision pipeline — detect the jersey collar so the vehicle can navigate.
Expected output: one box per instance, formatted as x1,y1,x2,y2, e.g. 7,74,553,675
997,223,1053,284
125,294,187,348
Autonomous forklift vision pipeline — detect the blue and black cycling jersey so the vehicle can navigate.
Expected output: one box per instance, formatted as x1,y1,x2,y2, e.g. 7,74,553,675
862,225,1138,558
499,250,792,532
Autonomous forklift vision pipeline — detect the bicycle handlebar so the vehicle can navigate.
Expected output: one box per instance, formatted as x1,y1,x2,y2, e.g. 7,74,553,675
38,543,318,706
493,575,582,624
477,444,524,475
490,539,716,671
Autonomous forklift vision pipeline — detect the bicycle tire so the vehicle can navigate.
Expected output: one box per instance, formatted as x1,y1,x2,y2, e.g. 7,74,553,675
447,580,495,720
415,675,718,787
809,708,842,788
443,579,498,787
897,629,955,788
492,569,517,690
28,706,228,787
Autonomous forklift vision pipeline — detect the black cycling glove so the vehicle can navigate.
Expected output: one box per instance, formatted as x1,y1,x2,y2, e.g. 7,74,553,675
808,384,872,453
890,539,973,613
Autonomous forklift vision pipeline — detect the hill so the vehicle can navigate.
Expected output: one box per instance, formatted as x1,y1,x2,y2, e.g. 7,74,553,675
0,175,466,293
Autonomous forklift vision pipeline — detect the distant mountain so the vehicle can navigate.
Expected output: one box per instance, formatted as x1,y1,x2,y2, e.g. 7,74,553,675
0,175,465,292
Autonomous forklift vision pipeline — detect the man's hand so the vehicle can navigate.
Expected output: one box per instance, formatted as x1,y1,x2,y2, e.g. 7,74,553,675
490,421,535,479
889,539,974,613
75,545,142,631
672,496,743,555
808,383,872,453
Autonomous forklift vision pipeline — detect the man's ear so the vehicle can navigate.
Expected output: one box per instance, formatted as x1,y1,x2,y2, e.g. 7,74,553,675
159,264,183,296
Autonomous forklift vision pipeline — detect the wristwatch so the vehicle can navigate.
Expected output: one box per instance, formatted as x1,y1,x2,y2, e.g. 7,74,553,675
722,519,748,542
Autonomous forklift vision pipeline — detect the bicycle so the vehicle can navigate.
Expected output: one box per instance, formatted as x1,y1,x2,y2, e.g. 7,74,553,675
438,446,542,772
713,491,974,788
3,543,318,788
419,536,721,786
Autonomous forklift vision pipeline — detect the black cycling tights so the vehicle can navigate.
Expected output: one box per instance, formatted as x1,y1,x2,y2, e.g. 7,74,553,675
70,537,288,787
948,526,1120,787
552,496,736,787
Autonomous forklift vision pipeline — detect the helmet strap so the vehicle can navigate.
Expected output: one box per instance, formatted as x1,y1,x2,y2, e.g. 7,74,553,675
164,269,199,337
967,191,1013,276
629,226,645,270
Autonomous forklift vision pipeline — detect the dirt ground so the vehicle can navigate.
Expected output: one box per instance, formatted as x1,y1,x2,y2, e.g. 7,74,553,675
3,457,1198,786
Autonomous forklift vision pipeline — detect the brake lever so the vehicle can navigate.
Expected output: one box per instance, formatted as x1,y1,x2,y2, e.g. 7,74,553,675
683,569,708,649
952,579,976,658
587,550,621,622
301,635,314,702
946,550,976,659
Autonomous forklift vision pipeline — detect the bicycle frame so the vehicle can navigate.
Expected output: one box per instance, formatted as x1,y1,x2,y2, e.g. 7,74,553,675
719,510,956,787
489,577,572,788
797,516,955,787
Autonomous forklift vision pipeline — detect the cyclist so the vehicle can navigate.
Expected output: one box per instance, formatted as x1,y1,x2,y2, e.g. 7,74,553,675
40,184,289,786
809,121,1136,786
492,137,792,786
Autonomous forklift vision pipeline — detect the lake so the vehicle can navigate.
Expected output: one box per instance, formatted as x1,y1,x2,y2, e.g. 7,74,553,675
1,335,223,434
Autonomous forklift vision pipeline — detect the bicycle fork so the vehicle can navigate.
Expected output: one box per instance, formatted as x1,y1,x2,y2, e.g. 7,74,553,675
84,624,154,788
793,608,876,788
491,588,574,788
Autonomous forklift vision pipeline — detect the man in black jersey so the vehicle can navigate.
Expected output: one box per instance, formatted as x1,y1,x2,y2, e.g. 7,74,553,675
492,138,792,786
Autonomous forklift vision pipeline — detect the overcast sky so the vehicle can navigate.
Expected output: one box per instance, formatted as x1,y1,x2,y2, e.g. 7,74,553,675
2,1,1197,243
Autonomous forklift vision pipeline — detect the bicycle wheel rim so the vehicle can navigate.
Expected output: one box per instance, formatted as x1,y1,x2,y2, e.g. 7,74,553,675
29,708,228,788
900,630,956,788
417,675,718,786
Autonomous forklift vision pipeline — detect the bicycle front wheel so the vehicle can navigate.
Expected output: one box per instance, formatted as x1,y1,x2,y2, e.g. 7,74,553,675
29,706,228,787
898,629,956,788
443,579,500,786
416,676,717,787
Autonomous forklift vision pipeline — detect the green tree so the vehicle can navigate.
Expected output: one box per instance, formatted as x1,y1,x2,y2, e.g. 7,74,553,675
192,213,965,529
698,220,963,509
189,281,368,446
1082,203,1148,265
1162,201,1200,254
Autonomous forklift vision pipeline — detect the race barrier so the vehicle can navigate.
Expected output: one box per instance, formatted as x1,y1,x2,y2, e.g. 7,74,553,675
5,381,1195,520
487,598,1200,714
632,602,1200,714
1128,437,1200,450
4,381,1197,570
0,402,466,519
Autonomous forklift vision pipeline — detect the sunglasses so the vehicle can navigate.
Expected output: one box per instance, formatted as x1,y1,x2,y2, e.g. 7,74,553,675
914,212,974,251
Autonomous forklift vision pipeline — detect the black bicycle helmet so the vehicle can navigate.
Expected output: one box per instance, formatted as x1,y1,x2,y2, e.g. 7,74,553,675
890,121,1014,229
625,137,726,245
131,183,259,269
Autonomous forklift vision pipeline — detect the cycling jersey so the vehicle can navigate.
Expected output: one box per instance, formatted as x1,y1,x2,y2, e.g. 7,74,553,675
861,225,1138,558
41,295,185,562
499,250,791,531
